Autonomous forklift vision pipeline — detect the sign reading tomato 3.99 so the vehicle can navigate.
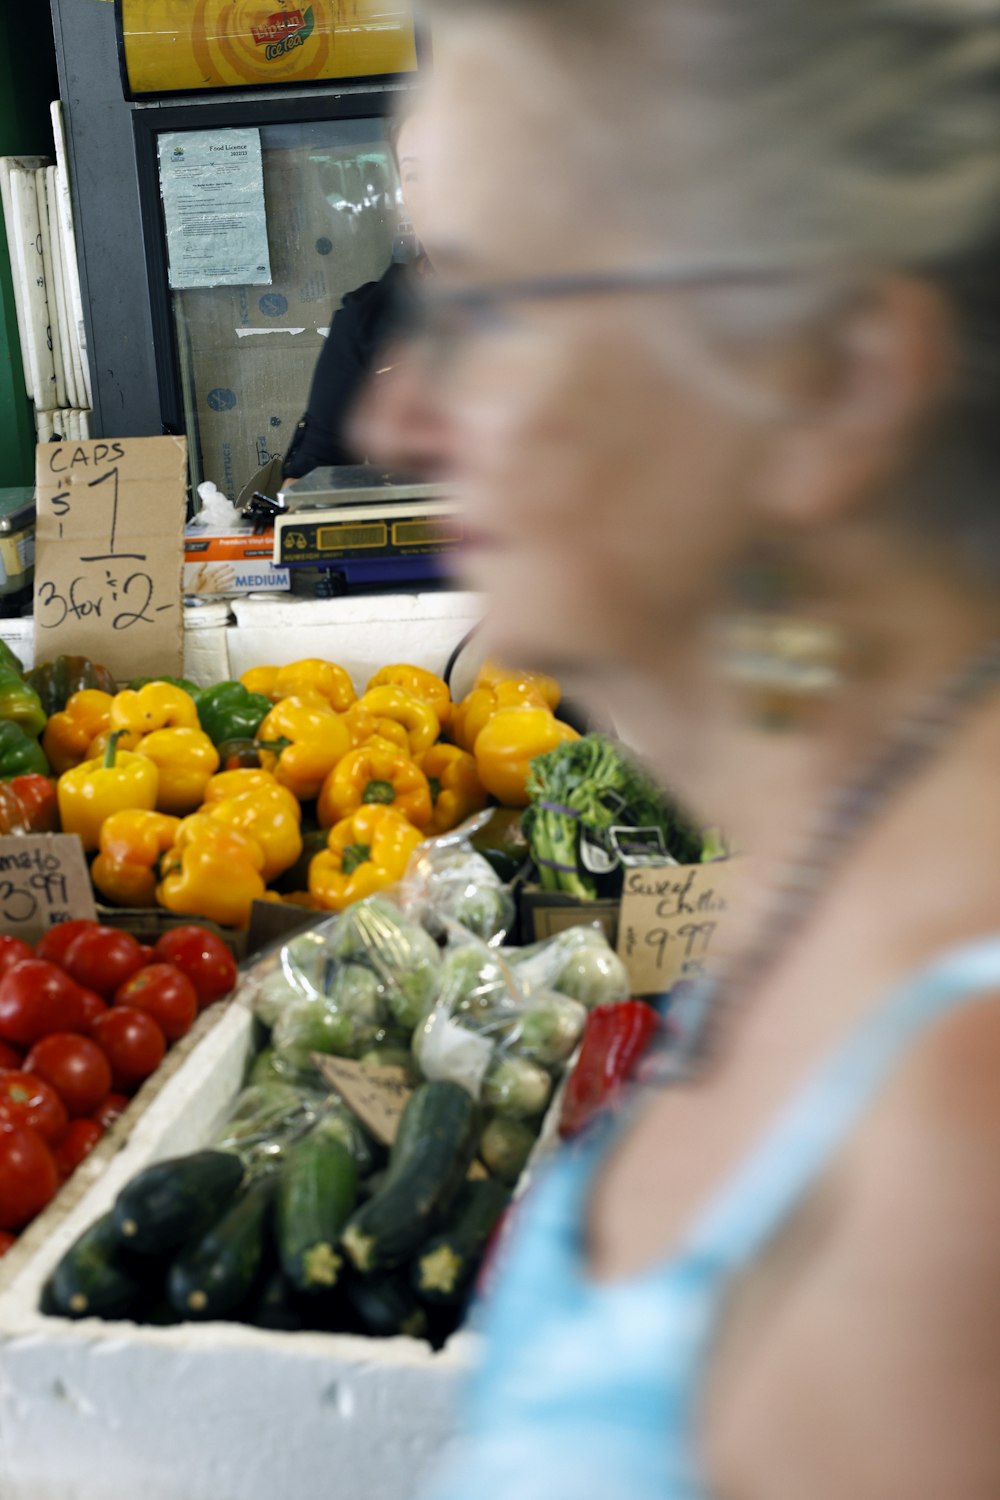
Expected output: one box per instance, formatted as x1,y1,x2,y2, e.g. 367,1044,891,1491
118,0,418,97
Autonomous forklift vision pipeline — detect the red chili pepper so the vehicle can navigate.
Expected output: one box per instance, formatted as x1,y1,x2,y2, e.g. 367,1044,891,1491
0,775,58,835
559,1000,660,1139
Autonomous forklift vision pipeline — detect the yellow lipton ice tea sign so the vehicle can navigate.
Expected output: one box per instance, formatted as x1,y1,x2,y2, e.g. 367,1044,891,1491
117,0,418,96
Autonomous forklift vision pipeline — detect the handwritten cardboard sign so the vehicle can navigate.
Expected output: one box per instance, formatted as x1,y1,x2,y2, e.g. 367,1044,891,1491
0,835,97,942
317,1055,413,1147
35,436,187,681
616,861,740,996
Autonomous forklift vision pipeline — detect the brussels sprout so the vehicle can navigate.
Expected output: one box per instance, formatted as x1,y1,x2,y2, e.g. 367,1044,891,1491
513,992,587,1069
328,963,384,1023
450,884,515,945
480,1116,537,1184
272,998,379,1074
553,940,630,1009
483,1057,553,1121
253,969,304,1029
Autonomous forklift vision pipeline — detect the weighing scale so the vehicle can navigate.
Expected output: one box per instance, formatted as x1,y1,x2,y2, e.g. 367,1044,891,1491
272,467,463,593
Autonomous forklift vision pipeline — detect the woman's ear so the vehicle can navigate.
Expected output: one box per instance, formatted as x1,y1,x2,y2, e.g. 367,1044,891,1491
751,276,957,529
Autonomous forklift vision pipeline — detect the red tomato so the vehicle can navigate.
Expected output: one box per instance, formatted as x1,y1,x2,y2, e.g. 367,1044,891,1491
0,1229,15,1257
77,988,108,1028
0,1069,68,1145
0,1121,58,1229
138,945,156,962
62,927,146,999
24,1035,113,1119
153,926,238,1007
34,920,99,967
92,1091,130,1131
90,1008,166,1093
54,1119,103,1179
0,1041,21,1071
113,964,197,1043
0,961,88,1047
0,937,33,977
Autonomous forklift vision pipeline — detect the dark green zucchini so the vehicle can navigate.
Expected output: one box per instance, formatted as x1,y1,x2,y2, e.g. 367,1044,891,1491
244,1268,307,1332
113,1150,245,1255
341,1081,480,1275
345,1271,429,1341
47,1213,146,1320
167,1177,274,1321
276,1132,358,1294
413,1179,510,1303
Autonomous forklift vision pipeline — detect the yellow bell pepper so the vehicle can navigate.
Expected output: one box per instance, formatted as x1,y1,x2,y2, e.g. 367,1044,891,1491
241,659,357,713
57,731,160,852
419,744,489,835
157,816,267,929
86,729,143,759
343,703,411,753
91,809,181,908
367,665,452,728
134,727,220,815
318,738,433,830
309,805,424,913
42,689,114,777
110,682,200,735
356,686,439,757
474,707,579,808
201,771,303,882
257,696,352,801
451,678,556,754
475,660,561,710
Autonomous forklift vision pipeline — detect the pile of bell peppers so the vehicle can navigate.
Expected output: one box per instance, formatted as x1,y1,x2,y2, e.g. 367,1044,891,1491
0,647,576,931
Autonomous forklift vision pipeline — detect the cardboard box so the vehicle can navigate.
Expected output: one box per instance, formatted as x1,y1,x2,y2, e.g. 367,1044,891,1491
184,523,290,595
0,972,562,1500
189,344,318,504
518,882,620,947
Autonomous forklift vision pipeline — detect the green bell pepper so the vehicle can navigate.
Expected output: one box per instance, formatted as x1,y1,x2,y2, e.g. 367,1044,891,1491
0,640,24,677
0,666,46,739
128,675,202,699
26,655,116,717
195,682,272,747
0,721,50,779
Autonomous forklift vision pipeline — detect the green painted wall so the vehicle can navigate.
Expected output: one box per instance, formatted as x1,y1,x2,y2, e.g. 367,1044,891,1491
0,4,59,485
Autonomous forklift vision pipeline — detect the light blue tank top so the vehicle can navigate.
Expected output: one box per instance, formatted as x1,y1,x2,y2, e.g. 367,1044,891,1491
427,937,1000,1500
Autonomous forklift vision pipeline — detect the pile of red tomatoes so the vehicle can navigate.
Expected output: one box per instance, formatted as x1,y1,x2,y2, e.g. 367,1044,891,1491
0,921,237,1253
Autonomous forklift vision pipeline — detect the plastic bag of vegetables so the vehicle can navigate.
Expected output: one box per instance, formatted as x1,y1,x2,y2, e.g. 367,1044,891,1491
414,928,586,1114
505,925,631,1009
398,815,516,947
323,896,443,1033
212,1082,326,1171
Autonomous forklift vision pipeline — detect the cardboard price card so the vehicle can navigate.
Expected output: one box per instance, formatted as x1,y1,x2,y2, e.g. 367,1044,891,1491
0,835,97,943
316,1055,413,1147
35,437,187,682
616,861,740,996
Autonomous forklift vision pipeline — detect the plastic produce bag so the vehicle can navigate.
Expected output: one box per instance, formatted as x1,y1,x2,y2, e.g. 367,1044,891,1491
414,927,585,1111
399,815,516,947
213,1082,326,1170
324,896,443,1033
505,925,631,1009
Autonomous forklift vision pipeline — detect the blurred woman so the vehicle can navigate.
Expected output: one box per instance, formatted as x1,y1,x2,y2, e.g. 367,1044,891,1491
375,2,1000,1497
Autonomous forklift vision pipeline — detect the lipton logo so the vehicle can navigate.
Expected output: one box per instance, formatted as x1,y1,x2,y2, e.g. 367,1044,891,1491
251,5,315,58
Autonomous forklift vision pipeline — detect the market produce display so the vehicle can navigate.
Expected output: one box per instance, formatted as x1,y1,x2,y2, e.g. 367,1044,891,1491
46,825,659,1344
0,647,607,930
0,921,237,1252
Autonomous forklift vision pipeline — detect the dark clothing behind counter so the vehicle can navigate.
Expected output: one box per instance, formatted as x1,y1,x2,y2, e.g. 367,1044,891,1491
282,261,415,479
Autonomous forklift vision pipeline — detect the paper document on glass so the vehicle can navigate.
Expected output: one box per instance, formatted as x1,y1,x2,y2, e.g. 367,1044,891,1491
158,127,272,289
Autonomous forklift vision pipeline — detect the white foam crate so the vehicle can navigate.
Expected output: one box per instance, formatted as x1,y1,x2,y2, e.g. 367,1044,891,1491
0,965,475,1500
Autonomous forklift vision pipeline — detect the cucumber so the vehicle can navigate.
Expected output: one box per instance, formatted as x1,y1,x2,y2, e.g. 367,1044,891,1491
167,1177,274,1321
244,1268,306,1332
345,1272,429,1341
479,1116,536,1185
276,1133,358,1294
342,1081,480,1275
47,1213,146,1320
413,1179,510,1303
113,1150,245,1256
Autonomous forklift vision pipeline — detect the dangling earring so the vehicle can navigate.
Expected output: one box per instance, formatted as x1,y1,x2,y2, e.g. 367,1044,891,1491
715,547,849,731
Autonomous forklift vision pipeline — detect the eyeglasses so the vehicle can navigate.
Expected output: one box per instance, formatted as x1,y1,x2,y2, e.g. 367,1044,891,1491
410,260,795,365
